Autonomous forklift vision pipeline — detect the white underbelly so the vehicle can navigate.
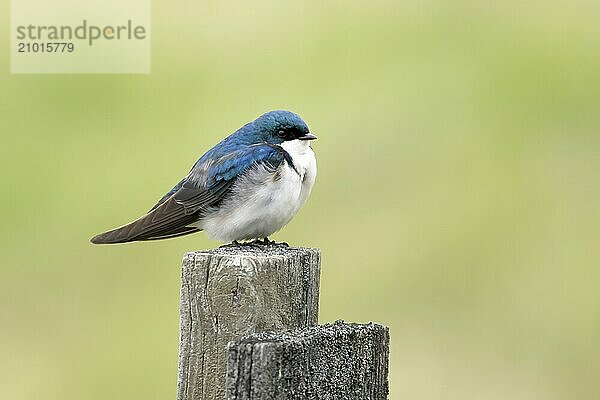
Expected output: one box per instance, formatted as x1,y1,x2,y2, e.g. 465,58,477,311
199,150,316,242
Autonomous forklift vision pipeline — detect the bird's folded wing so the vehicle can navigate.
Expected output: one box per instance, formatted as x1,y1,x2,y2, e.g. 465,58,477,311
175,143,287,208
91,144,287,243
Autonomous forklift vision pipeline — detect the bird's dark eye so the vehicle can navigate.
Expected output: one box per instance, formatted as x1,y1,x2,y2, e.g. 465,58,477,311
276,127,299,141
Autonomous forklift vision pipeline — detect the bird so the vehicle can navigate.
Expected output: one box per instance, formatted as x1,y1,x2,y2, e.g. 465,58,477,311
90,110,317,245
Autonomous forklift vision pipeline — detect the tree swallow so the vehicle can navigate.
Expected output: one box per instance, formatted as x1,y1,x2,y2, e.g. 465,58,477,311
91,110,317,245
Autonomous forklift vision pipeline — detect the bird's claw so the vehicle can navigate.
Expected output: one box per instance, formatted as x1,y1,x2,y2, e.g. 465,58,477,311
219,238,289,248
259,238,289,247
219,240,242,248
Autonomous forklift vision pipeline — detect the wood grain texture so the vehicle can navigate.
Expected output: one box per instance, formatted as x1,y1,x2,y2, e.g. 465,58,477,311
226,321,389,400
177,245,321,400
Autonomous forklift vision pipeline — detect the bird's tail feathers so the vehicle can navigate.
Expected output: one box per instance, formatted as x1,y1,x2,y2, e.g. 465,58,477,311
90,217,201,244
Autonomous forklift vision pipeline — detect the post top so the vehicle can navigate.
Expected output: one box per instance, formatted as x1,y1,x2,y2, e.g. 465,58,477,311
184,243,320,259
229,320,389,347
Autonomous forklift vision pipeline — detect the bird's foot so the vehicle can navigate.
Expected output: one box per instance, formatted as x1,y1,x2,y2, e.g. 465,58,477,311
219,239,289,249
223,239,265,249
219,240,242,248
260,238,289,247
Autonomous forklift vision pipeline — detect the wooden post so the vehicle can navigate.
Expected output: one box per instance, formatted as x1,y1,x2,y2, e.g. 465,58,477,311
177,245,321,400
226,321,389,400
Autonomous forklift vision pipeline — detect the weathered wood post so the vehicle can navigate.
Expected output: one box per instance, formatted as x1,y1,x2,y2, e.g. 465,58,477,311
177,245,321,400
226,321,389,400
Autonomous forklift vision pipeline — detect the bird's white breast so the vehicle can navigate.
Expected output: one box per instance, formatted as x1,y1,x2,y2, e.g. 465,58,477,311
200,139,316,242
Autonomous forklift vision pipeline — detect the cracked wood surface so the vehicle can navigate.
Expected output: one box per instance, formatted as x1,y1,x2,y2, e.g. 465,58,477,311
177,245,321,400
226,321,389,400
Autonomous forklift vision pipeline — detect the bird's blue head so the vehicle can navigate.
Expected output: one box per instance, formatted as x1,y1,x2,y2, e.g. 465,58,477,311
244,110,317,145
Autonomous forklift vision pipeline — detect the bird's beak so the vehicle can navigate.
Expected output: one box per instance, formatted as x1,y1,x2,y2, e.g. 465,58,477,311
299,133,318,141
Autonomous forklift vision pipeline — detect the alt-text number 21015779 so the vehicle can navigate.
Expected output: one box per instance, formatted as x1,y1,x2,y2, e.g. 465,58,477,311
17,42,75,53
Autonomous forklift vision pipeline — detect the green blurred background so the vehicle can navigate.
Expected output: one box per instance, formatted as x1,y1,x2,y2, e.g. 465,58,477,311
2,1,600,399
